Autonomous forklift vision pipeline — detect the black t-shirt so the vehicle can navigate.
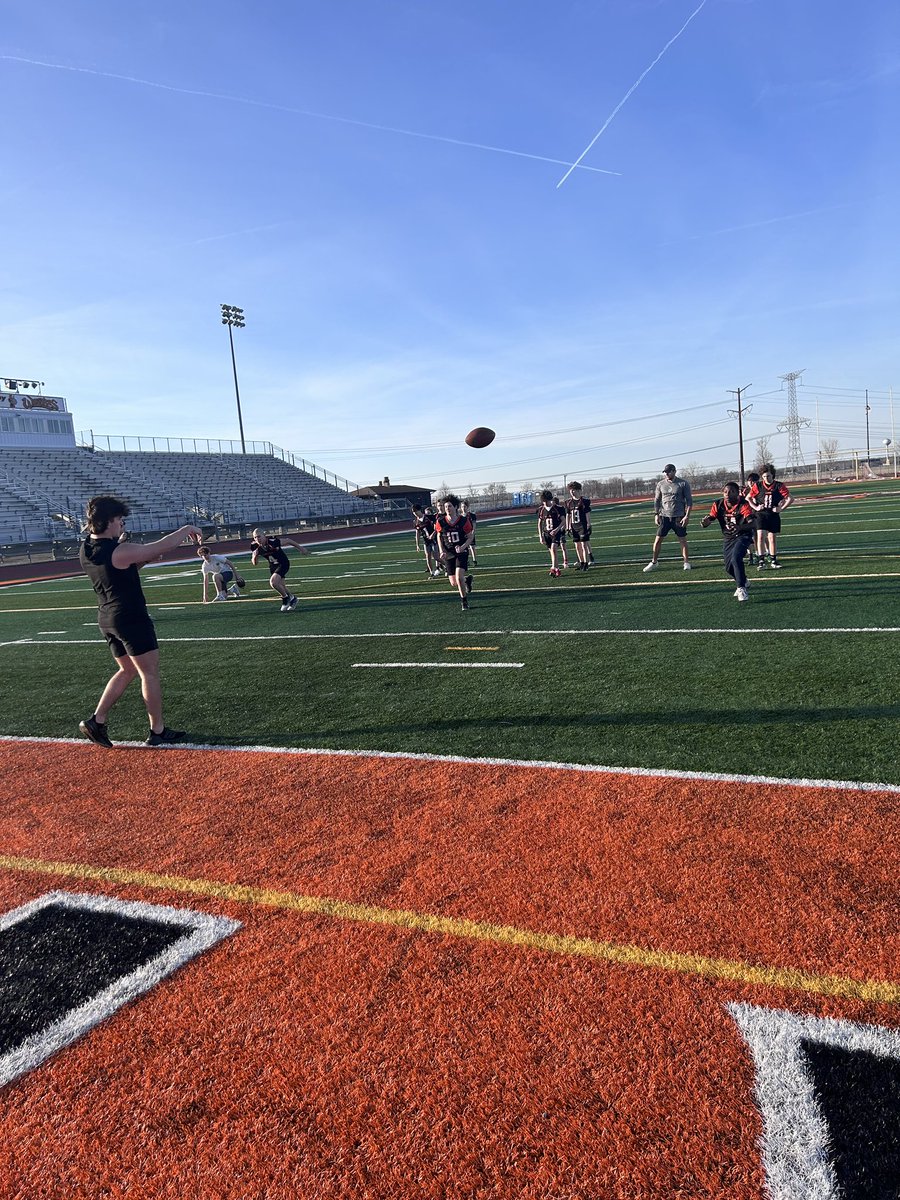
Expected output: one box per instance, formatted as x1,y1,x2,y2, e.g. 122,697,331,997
80,537,149,622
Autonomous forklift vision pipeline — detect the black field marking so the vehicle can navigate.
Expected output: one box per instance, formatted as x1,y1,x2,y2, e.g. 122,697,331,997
803,1041,900,1199
0,892,240,1087
729,1002,900,1200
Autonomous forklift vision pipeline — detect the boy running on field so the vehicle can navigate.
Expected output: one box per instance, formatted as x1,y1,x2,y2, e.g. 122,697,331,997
537,489,566,577
700,482,756,601
565,481,593,570
434,494,474,610
250,528,309,612
459,500,478,565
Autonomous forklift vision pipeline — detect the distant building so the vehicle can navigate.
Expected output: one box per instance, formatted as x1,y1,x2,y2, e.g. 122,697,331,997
1,384,75,449
351,477,433,509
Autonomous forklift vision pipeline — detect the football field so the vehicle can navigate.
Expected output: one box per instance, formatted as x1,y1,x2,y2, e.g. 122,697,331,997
0,482,898,1197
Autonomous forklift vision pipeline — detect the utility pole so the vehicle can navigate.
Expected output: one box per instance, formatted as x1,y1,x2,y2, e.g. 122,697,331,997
865,389,871,465
727,384,752,483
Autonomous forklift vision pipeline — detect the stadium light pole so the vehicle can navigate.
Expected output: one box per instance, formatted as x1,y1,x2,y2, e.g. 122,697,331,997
864,389,871,465
221,304,246,454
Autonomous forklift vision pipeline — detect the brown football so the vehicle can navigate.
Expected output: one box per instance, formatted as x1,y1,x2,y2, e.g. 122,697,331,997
465,426,496,448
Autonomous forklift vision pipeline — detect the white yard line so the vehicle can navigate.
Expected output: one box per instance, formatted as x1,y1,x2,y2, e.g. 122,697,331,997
352,662,523,669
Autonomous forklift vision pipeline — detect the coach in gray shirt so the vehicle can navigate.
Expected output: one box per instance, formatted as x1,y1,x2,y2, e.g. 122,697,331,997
643,464,693,572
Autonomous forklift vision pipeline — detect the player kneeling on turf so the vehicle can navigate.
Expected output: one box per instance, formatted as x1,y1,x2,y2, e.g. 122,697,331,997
198,545,243,602
700,483,755,602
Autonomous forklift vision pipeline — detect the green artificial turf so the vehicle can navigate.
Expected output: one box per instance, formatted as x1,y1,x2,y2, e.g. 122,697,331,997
1,482,898,784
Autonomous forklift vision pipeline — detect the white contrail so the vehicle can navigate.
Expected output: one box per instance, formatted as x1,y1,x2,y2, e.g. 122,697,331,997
0,53,621,178
556,0,708,188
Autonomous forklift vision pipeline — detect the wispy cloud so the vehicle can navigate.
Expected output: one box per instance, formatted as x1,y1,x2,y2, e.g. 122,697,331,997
557,0,709,187
0,53,622,178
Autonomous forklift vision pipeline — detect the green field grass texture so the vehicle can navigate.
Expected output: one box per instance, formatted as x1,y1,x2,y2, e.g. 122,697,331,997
1,482,898,784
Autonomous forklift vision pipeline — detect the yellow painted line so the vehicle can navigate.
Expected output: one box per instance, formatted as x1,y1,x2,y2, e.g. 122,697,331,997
1,852,897,1005
444,646,500,651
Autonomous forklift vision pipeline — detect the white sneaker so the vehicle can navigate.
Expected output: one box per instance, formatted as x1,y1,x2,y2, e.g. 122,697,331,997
212,593,228,602
229,586,241,598
279,601,289,612
683,562,692,571
735,587,749,601
643,561,658,573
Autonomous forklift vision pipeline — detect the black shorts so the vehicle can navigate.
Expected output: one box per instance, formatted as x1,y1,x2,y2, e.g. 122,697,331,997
269,560,290,578
570,525,592,543
100,615,159,659
443,550,470,575
756,511,781,534
657,516,687,539
541,532,562,547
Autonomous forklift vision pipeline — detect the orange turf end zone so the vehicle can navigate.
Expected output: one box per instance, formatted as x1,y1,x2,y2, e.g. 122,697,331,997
0,740,897,1199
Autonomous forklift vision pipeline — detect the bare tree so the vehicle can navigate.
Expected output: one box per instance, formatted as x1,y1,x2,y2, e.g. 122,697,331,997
754,437,772,469
820,438,840,470
539,480,557,494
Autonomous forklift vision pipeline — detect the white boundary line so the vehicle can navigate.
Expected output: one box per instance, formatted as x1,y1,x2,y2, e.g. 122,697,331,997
3,625,899,648
1,734,898,794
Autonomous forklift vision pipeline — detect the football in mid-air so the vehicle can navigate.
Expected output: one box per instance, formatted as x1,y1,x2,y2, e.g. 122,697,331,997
465,426,496,449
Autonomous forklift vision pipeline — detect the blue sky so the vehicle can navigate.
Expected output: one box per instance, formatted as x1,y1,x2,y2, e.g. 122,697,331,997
2,0,899,492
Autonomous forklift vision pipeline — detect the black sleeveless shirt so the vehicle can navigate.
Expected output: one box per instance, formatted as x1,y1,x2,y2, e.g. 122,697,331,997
80,537,149,622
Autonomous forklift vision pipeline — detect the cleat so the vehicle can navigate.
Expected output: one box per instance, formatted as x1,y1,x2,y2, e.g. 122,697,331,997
279,602,289,612
642,561,658,573
287,595,299,611
79,715,113,748
461,597,469,611
145,727,187,747
770,560,782,568
212,593,228,602
735,587,749,602
549,568,561,577
683,562,692,571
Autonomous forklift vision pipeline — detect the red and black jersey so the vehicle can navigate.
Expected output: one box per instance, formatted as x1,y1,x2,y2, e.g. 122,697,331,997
434,513,473,553
537,502,565,534
748,480,790,511
566,496,592,528
707,499,755,541
251,536,289,572
420,513,437,541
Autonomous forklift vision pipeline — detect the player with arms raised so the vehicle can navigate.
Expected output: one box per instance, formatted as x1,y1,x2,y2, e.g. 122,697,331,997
250,528,308,612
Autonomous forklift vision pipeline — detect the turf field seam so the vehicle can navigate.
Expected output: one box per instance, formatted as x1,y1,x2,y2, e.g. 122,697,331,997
2,734,899,793
0,853,896,1005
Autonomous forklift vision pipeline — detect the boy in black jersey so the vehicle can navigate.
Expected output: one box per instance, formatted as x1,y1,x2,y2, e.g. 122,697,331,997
78,495,202,747
565,482,593,570
250,528,309,612
747,464,793,568
700,482,755,601
417,507,442,577
537,490,566,577
434,494,474,610
459,500,478,565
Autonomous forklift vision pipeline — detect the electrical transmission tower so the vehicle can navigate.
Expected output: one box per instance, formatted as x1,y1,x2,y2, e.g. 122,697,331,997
777,370,811,474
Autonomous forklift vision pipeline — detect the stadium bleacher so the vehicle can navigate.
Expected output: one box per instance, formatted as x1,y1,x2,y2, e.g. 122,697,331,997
0,446,384,543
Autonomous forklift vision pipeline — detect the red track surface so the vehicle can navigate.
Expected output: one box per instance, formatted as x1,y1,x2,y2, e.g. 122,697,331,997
0,741,897,1198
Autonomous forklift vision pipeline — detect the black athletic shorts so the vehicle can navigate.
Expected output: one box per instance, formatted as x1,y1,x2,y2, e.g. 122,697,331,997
99,615,159,659
541,532,562,547
756,511,781,534
269,560,290,578
570,525,592,543
443,550,470,575
657,516,687,539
